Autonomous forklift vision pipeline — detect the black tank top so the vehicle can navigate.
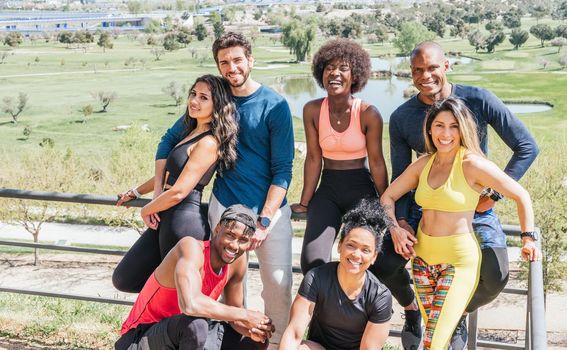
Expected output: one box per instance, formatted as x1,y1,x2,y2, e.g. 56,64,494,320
164,131,216,192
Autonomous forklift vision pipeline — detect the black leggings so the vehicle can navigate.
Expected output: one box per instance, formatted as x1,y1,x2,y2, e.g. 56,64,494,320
115,315,267,350
112,190,210,293
300,168,377,275
369,237,509,311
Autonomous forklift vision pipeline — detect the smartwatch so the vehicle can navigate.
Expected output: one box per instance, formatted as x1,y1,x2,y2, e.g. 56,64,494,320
258,216,271,228
520,231,539,241
489,189,504,202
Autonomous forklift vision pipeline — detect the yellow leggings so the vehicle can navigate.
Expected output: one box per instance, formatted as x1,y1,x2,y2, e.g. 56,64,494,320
412,227,481,350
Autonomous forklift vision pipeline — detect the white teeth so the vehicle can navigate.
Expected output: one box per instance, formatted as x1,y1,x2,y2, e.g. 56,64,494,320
347,258,361,266
439,139,452,145
224,248,237,257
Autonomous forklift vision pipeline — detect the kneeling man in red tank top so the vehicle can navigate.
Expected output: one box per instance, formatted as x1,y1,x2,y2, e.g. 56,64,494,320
116,204,273,350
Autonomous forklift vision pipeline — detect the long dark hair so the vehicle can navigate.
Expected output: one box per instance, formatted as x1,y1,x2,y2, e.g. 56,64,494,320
184,75,238,174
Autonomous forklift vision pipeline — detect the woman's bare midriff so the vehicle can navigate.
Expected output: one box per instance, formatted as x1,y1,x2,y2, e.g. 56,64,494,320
419,209,475,237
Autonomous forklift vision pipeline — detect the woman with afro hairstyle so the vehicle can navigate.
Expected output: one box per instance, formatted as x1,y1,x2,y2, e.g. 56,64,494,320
291,38,388,275
279,198,392,350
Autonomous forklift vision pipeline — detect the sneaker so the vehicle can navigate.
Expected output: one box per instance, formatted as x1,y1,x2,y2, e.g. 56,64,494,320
449,315,468,350
401,309,422,350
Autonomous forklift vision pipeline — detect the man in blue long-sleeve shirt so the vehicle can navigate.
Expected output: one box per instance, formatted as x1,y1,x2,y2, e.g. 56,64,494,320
145,33,294,348
369,42,539,350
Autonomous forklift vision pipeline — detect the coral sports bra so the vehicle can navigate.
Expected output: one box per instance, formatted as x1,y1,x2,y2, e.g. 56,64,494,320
415,147,480,212
318,97,367,160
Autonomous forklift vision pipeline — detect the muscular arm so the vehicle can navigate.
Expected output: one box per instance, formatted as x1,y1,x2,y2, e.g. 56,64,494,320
360,321,390,350
155,238,269,326
482,90,539,181
277,295,315,350
363,104,388,196
297,101,323,208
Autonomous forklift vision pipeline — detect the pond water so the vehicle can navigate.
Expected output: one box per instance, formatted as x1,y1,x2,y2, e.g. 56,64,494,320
505,104,552,114
274,75,411,122
275,56,550,121
370,56,473,71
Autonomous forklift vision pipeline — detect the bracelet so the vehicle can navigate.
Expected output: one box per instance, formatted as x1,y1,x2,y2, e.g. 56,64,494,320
131,187,141,199
299,202,309,208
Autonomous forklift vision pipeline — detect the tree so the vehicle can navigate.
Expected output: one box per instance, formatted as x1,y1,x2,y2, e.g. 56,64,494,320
502,9,522,29
4,32,23,47
281,19,317,62
194,23,207,41
127,0,142,14
530,24,555,47
146,35,158,46
424,15,446,38
551,37,567,53
176,27,192,47
485,20,504,32
450,19,469,39
145,20,162,34
162,81,187,106
316,3,325,13
370,25,388,44
552,1,567,22
58,31,73,47
556,24,567,39
163,33,180,51
392,22,435,55
530,4,549,23
560,53,567,68
151,47,165,61
80,104,93,123
211,12,225,40
97,32,113,52
509,29,529,50
468,30,486,52
339,16,362,39
1,52,9,64
485,31,505,53
91,91,117,112
2,92,28,124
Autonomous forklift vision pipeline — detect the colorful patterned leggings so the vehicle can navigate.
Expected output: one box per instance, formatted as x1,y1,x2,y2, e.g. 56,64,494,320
412,227,481,350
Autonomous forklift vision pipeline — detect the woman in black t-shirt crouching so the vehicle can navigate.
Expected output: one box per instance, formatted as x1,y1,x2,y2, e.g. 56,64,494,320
279,198,393,350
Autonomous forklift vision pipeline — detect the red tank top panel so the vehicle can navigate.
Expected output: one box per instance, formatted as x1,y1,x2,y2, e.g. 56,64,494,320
120,241,229,335
318,97,367,160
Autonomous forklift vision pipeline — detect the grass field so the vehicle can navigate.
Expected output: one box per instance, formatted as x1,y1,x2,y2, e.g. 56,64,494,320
0,15,566,349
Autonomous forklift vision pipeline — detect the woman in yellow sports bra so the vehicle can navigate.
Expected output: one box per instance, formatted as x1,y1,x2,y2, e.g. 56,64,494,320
381,97,541,350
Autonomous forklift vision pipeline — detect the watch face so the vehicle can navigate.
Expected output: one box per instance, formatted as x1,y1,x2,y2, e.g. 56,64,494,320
260,217,271,227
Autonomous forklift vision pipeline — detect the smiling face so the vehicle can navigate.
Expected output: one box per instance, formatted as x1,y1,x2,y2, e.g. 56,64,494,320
428,110,461,153
187,81,214,123
337,227,377,275
213,220,252,265
322,57,353,96
410,47,450,104
216,46,253,89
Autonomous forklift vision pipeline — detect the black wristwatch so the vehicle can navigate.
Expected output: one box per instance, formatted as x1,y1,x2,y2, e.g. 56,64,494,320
489,189,504,202
258,216,271,228
520,231,539,241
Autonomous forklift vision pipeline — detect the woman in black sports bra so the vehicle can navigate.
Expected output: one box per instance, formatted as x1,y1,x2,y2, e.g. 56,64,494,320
113,75,238,292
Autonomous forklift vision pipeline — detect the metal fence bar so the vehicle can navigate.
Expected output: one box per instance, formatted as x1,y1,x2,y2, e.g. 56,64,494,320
0,240,127,256
528,232,547,349
0,287,134,306
0,188,548,349
475,340,526,350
